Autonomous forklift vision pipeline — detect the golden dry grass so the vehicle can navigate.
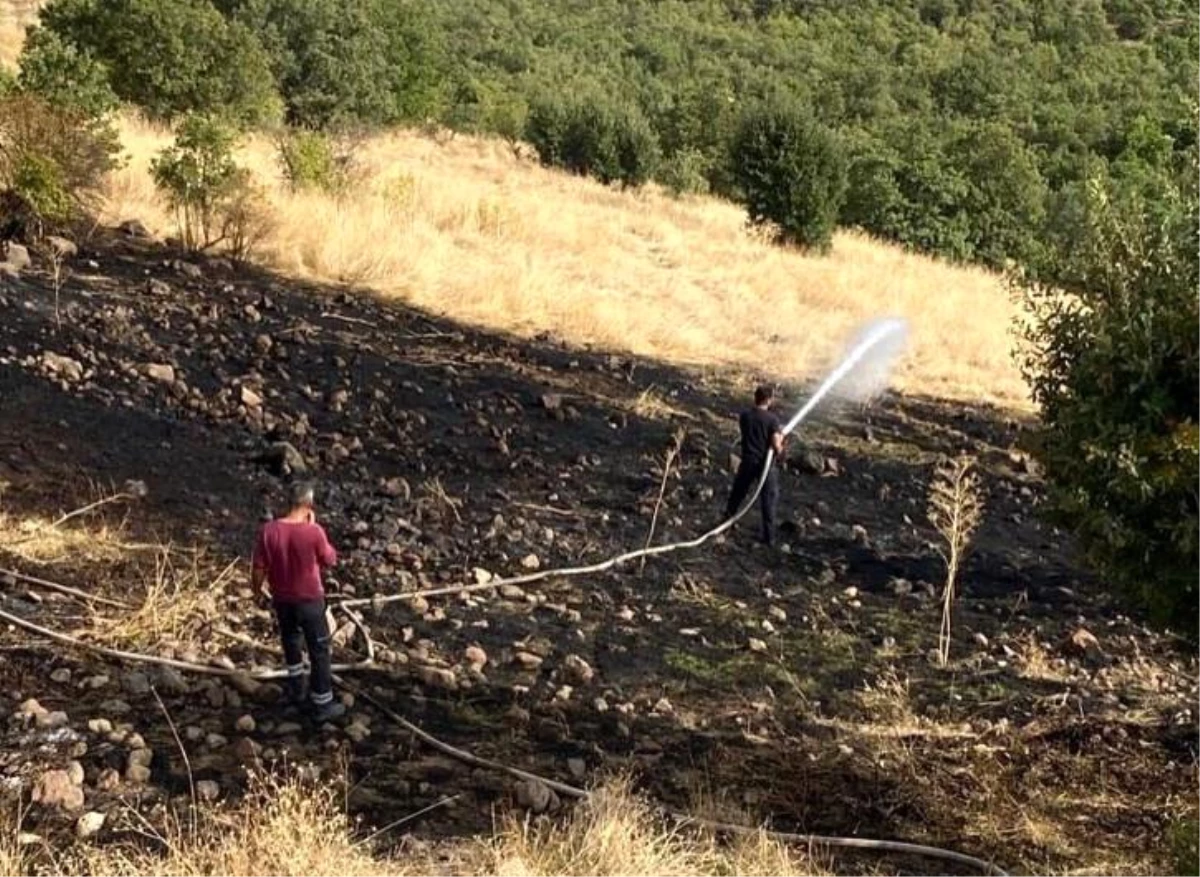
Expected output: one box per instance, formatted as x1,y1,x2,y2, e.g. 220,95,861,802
101,115,1027,408
2,772,822,877
0,0,38,70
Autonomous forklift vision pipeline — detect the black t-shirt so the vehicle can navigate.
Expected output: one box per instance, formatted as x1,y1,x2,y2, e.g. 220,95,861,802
739,407,782,467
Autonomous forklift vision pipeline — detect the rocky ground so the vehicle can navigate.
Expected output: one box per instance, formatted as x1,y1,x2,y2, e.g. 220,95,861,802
0,230,1195,875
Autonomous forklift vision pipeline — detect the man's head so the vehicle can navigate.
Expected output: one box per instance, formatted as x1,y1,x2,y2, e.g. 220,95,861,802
289,481,316,512
754,385,774,408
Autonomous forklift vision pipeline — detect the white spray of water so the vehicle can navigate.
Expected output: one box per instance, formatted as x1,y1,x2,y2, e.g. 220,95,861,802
782,316,909,435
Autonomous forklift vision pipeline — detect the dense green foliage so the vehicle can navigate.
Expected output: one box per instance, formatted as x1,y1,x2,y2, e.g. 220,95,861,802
17,26,118,119
28,0,1196,266
1018,142,1198,637
731,102,846,250
151,114,252,251
525,90,660,187
36,0,281,127
212,0,440,130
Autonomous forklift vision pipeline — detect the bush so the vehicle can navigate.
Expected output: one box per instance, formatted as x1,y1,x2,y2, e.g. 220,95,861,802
276,129,352,194
39,0,282,127
0,93,122,237
660,147,711,196
151,114,255,252
1017,160,1198,637
526,92,660,188
223,0,441,130
16,26,118,119
730,101,847,251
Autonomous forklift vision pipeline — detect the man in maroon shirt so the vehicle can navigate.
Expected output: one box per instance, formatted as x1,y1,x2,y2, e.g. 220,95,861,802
252,482,345,721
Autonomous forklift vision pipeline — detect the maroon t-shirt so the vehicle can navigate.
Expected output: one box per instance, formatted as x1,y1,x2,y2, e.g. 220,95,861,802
252,519,337,603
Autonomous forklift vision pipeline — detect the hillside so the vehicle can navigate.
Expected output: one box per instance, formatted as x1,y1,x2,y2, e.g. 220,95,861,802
0,229,1195,875
104,117,1026,408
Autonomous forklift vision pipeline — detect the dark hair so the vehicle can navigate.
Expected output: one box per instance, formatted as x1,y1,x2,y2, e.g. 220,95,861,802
289,481,316,508
754,385,774,405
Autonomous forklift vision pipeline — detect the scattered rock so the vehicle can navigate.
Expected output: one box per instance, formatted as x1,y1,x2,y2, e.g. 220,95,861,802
416,665,458,691
122,671,151,696
473,568,494,585
837,744,854,757
520,553,541,570
748,638,768,653
567,757,587,780
42,351,83,382
345,720,371,743
154,666,189,695
235,715,256,734
95,769,120,792
233,737,262,763
563,654,594,685
888,578,913,596
145,363,176,383
464,645,488,669
514,651,543,670
227,672,262,698
514,778,558,814
851,524,869,546
49,668,72,684
67,761,85,787
240,385,263,408
118,219,152,238
3,242,31,271
539,393,563,412
76,811,105,839
257,441,307,476
33,770,84,811
205,733,229,750
87,719,112,735
195,780,220,802
499,584,526,600
768,606,787,622
1063,627,1102,658
973,632,990,648
842,586,859,599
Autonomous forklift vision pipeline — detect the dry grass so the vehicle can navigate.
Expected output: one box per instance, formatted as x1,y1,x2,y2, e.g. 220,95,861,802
0,487,141,565
83,546,227,651
100,115,1026,409
0,0,38,70
23,777,835,877
927,455,984,666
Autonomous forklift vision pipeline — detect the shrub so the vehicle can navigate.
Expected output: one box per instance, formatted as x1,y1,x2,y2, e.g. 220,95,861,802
526,91,660,188
0,93,122,237
731,101,847,251
660,147,711,196
276,129,352,194
1016,160,1198,637
1169,817,1199,876
151,114,253,251
16,26,118,119
39,0,282,127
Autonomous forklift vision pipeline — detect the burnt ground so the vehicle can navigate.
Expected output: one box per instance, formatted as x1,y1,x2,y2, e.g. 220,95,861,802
0,231,1195,875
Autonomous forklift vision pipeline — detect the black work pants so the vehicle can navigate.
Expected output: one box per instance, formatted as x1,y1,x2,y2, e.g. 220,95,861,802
274,599,334,706
724,460,779,546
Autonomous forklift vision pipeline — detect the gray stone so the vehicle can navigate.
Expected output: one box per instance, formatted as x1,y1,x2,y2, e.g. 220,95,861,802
3,242,31,271
145,363,176,384
76,811,105,839
195,780,220,802
122,671,151,696
46,236,78,259
514,779,558,814
33,770,84,811
563,654,594,685
42,351,83,382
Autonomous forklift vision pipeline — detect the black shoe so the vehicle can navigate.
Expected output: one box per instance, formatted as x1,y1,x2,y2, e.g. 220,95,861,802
312,701,346,722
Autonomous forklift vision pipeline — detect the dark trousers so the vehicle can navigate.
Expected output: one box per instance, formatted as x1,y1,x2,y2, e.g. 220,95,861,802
724,461,779,546
274,599,333,706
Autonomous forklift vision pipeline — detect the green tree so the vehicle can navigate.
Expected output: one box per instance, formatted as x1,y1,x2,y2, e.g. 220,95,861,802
526,91,660,188
222,0,441,130
151,114,251,250
730,101,847,251
16,26,119,119
1017,156,1198,636
39,0,282,127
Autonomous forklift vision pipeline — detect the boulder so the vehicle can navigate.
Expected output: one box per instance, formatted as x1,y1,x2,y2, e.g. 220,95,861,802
2,241,31,271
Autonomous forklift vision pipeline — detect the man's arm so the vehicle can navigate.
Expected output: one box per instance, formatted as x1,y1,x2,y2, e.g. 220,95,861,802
251,529,270,602
317,526,337,568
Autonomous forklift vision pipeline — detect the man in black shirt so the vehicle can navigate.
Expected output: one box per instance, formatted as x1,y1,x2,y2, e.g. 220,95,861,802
724,385,785,546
